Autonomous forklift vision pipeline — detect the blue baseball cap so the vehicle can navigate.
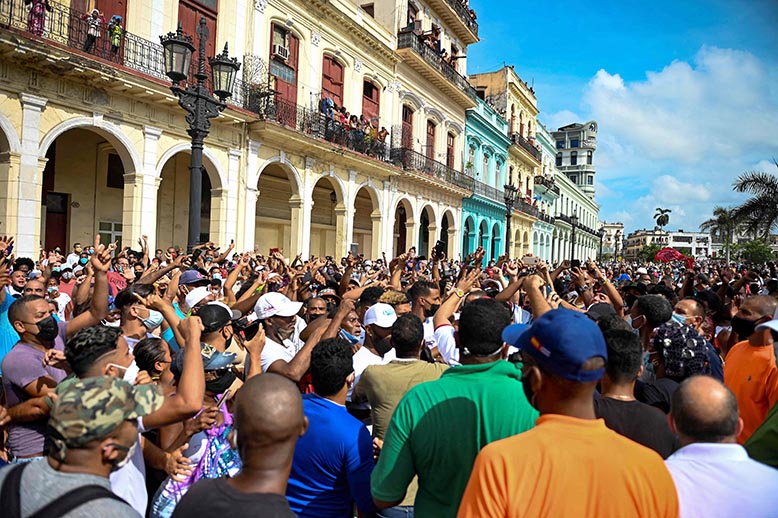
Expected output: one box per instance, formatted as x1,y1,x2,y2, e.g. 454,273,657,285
502,308,607,382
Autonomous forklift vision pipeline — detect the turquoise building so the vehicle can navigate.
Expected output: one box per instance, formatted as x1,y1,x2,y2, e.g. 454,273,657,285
462,97,511,263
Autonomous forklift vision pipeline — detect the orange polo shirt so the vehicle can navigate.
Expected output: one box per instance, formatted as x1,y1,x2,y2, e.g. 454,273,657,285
724,340,778,444
458,414,679,518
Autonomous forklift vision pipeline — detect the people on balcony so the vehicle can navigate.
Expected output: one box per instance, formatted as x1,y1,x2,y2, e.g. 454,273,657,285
81,9,105,54
318,97,388,159
108,15,123,57
25,0,52,37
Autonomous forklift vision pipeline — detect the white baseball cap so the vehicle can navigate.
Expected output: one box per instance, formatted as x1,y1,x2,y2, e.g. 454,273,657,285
254,292,303,320
636,267,648,275
364,303,397,328
185,286,212,310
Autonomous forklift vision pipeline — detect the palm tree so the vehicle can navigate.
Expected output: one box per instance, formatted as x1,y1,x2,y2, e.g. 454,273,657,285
732,159,778,239
654,208,671,230
700,206,742,264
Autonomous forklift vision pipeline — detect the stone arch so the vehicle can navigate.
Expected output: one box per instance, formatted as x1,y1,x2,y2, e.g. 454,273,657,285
424,106,446,125
445,120,464,136
156,142,226,190
394,196,416,224
399,90,424,111
310,171,346,204
351,180,382,214
393,196,415,255
254,155,303,195
419,203,438,228
0,112,21,154
39,116,141,175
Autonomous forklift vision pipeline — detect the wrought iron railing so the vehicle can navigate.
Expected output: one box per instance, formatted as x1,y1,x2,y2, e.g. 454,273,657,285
396,30,477,100
538,212,555,224
515,199,539,218
473,180,503,204
390,147,474,190
510,132,542,162
445,0,479,36
534,175,560,194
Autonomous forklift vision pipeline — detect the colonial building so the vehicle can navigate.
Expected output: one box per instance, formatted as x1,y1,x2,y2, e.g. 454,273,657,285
624,228,669,261
552,121,597,200
668,231,711,259
600,221,625,259
0,0,480,260
462,96,509,263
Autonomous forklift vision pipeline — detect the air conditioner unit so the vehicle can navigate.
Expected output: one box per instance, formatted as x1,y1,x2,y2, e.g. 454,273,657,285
273,44,290,61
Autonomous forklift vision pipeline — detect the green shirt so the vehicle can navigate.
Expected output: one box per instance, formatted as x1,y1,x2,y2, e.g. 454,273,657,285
746,400,778,468
371,360,538,518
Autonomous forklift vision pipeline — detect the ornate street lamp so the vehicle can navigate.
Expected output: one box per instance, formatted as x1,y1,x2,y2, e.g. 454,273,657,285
570,210,579,261
503,183,518,259
598,227,605,261
160,19,240,252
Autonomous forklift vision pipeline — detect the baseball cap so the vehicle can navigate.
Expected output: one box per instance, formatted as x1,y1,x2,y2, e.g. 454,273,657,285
364,303,397,328
586,302,616,322
198,302,242,333
185,286,211,310
319,288,341,301
502,308,607,382
49,376,163,448
636,267,648,275
172,343,236,378
254,292,303,320
180,269,209,286
73,265,84,275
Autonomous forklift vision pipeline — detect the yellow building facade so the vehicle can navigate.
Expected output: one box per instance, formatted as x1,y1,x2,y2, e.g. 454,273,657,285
0,0,479,260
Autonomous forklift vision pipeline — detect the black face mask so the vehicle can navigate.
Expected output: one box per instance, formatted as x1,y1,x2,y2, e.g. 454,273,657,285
424,304,440,319
373,336,393,356
205,370,236,395
731,315,761,339
32,315,59,342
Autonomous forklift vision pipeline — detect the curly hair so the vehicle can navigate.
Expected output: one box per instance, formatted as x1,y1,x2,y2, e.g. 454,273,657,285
65,325,123,377
652,320,709,382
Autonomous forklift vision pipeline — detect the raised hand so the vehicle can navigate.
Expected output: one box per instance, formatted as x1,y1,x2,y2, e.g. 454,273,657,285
0,235,14,256
90,235,113,273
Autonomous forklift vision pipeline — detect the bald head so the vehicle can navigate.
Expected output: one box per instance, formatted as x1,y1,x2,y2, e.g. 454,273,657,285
234,373,306,451
671,376,740,444
742,295,778,319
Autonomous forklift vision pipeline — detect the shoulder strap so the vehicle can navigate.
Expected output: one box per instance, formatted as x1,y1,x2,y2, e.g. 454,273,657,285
0,463,28,518
29,485,127,518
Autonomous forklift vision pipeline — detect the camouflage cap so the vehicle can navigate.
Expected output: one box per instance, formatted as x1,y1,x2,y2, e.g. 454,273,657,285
50,376,163,448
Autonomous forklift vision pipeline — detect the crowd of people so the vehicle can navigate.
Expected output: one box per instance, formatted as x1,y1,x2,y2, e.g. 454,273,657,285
0,233,776,517
318,98,389,159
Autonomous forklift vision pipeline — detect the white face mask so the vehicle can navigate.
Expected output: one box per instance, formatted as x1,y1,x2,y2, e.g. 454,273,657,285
112,439,137,470
108,361,140,384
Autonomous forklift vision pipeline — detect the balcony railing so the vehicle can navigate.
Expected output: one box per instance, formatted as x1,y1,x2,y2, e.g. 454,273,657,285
534,175,560,195
390,147,474,191
397,30,477,100
510,133,542,162
538,212,555,224
473,180,503,204
444,0,479,37
515,199,539,218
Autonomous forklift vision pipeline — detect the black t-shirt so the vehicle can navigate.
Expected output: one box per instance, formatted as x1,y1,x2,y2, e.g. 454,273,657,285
171,477,296,518
594,397,678,459
634,377,679,414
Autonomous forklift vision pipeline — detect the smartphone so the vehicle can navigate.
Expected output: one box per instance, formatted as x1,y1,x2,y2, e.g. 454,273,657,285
269,247,280,255
216,389,231,410
433,240,446,258
571,259,581,269
302,270,313,284
191,248,203,262
522,255,540,266
349,243,359,256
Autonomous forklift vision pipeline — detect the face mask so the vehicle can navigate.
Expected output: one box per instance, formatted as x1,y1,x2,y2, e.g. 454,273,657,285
206,370,236,395
51,267,61,273
671,313,688,325
109,361,140,384
108,439,137,471
339,328,360,345
135,271,142,281
31,315,59,342
276,324,295,341
79,258,88,265
142,309,164,331
730,315,760,339
102,318,121,328
62,272,74,281
423,303,440,319
624,315,641,336
213,273,222,280
47,286,57,294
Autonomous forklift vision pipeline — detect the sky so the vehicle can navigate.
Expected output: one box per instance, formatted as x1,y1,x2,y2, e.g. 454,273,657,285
467,0,778,234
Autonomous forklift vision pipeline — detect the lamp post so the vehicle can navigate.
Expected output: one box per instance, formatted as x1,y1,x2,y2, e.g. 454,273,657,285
503,183,518,259
598,227,605,261
570,210,579,261
160,19,240,252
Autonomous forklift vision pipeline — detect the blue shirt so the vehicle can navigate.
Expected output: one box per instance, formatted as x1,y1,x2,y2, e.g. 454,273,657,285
0,292,19,375
160,302,186,353
287,393,375,518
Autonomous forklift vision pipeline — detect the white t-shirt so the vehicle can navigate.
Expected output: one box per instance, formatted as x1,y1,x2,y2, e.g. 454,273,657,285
50,293,71,321
434,324,460,366
110,418,147,516
423,317,438,350
348,346,395,405
259,316,307,372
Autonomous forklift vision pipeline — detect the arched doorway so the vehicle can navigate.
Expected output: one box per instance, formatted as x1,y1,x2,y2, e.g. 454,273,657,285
156,152,220,250
39,128,131,250
479,220,489,253
523,231,530,256
514,229,522,259
393,198,414,255
353,186,380,259
440,210,455,259
491,222,501,262
418,205,436,257
254,162,302,256
310,176,343,258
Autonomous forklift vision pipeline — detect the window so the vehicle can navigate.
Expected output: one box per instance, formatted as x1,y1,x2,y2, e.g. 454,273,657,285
361,3,374,17
556,140,564,149
571,151,578,166
402,105,414,148
570,139,579,148
426,120,435,161
106,153,124,189
508,165,514,183
270,24,299,105
98,221,122,248
510,106,516,135
407,2,418,28
482,155,488,178
321,55,344,107
179,0,217,67
587,150,593,165
362,79,380,122
570,175,577,184
446,132,455,169
556,152,562,166
587,175,593,185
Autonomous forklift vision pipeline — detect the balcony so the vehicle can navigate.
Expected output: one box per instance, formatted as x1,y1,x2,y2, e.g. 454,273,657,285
396,30,477,108
515,199,539,219
559,164,596,174
534,175,560,195
510,133,542,163
390,147,474,191
537,212,555,224
424,0,479,43
473,180,503,205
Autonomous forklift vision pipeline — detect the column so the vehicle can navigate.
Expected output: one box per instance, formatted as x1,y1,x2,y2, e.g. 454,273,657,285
224,148,241,248
370,212,382,260
123,126,162,252
208,187,230,247
241,140,261,251
448,227,458,262
344,171,357,252
18,93,48,259
380,181,394,256
0,151,22,238
335,205,350,257
406,221,418,256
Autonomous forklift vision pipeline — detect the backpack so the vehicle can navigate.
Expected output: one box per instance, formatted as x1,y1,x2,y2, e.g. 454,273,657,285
0,462,128,518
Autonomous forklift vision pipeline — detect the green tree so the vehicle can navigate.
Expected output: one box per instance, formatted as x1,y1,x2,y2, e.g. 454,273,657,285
638,243,662,262
732,159,778,239
676,247,692,256
699,206,743,264
733,240,773,264
654,208,672,229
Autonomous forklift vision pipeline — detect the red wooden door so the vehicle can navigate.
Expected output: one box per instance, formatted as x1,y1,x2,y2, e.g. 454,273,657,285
179,0,217,80
321,56,344,107
401,105,413,149
96,0,126,20
425,120,435,161
361,80,380,122
45,193,69,252
446,132,455,169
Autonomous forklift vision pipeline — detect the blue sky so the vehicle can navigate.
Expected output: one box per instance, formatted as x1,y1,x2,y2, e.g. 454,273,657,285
467,0,778,233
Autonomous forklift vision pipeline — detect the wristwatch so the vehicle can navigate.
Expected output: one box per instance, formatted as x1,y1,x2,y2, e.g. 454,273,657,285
454,289,466,298
580,284,591,292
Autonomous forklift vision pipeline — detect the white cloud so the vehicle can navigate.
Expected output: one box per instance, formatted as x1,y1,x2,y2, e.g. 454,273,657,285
579,46,778,233
544,110,581,133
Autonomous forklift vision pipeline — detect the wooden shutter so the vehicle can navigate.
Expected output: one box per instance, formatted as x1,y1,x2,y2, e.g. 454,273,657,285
402,106,413,149
321,55,343,107
426,120,435,161
446,132,455,169
361,80,380,122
